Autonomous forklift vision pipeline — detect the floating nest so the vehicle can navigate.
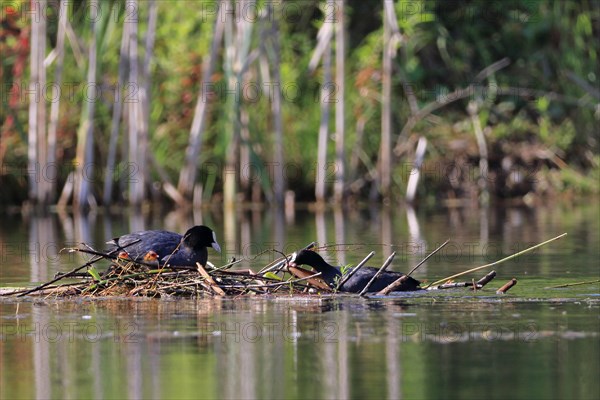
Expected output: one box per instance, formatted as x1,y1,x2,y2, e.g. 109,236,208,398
0,233,568,299
1,244,333,298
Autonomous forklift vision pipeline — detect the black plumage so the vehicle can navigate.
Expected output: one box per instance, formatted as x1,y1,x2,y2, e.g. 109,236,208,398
289,250,421,293
107,225,221,267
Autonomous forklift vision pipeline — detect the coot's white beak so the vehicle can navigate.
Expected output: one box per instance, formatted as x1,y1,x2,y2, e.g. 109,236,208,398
212,232,221,253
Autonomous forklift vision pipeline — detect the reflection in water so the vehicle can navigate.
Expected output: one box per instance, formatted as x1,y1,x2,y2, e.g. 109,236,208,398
28,214,53,284
479,205,489,245
57,209,75,244
224,204,237,264
128,210,145,234
4,202,599,286
240,211,252,270
74,210,94,245
336,311,349,400
2,298,598,399
2,203,599,399
386,312,400,400
127,340,143,399
381,207,392,259
273,206,285,256
405,205,426,274
315,209,327,249
91,337,104,399
32,305,50,399
334,207,346,266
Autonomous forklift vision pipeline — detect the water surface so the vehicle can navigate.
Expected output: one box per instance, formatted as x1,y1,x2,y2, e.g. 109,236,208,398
1,202,599,399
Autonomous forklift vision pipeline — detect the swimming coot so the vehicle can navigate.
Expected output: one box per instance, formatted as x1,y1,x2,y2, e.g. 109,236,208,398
107,225,221,267
289,249,421,293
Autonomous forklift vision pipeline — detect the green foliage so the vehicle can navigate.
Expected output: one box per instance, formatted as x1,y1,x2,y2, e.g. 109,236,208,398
1,0,598,205
340,263,353,276
332,263,353,289
264,272,282,281
87,266,101,281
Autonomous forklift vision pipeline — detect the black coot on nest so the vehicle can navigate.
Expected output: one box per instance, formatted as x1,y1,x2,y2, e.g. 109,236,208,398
107,225,221,267
289,249,421,293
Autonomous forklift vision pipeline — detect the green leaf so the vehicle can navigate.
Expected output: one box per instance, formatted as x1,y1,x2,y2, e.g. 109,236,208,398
88,266,101,281
340,264,353,276
536,96,550,113
264,272,282,281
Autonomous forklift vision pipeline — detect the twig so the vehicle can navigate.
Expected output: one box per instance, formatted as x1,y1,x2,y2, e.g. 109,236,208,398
545,279,600,289
288,266,331,291
424,273,497,291
496,278,517,294
213,249,271,272
427,281,483,290
258,242,316,275
393,58,511,153
359,252,396,296
84,269,165,292
425,233,567,288
196,262,226,296
15,256,104,297
1,281,87,297
162,235,187,267
335,251,375,291
146,239,189,287
473,57,511,82
212,258,244,272
272,249,293,275
474,270,497,288
565,70,600,99
378,239,450,295
220,272,323,289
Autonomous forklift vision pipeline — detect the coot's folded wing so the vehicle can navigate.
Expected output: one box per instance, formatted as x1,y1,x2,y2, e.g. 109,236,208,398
107,230,182,261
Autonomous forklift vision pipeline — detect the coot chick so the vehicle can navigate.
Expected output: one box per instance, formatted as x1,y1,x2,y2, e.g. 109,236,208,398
289,249,421,293
107,225,221,267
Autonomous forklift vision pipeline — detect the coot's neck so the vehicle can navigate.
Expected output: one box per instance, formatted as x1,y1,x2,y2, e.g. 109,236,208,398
183,235,199,249
301,252,342,285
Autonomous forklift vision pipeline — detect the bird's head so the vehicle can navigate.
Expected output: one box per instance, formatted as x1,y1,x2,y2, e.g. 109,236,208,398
183,225,221,253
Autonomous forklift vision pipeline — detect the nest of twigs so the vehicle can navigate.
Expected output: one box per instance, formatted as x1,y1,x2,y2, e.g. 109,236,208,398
2,242,330,298
0,233,567,299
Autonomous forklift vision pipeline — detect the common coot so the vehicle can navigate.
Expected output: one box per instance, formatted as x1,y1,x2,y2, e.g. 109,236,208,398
289,249,421,293
107,225,221,267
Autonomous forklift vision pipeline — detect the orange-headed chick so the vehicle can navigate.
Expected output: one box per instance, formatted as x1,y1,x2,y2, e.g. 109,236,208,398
143,250,160,266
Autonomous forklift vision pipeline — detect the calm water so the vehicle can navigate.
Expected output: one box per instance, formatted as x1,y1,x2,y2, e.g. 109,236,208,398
1,202,599,399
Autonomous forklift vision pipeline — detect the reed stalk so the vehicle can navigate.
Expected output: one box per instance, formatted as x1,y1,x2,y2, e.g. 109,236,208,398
425,233,567,288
